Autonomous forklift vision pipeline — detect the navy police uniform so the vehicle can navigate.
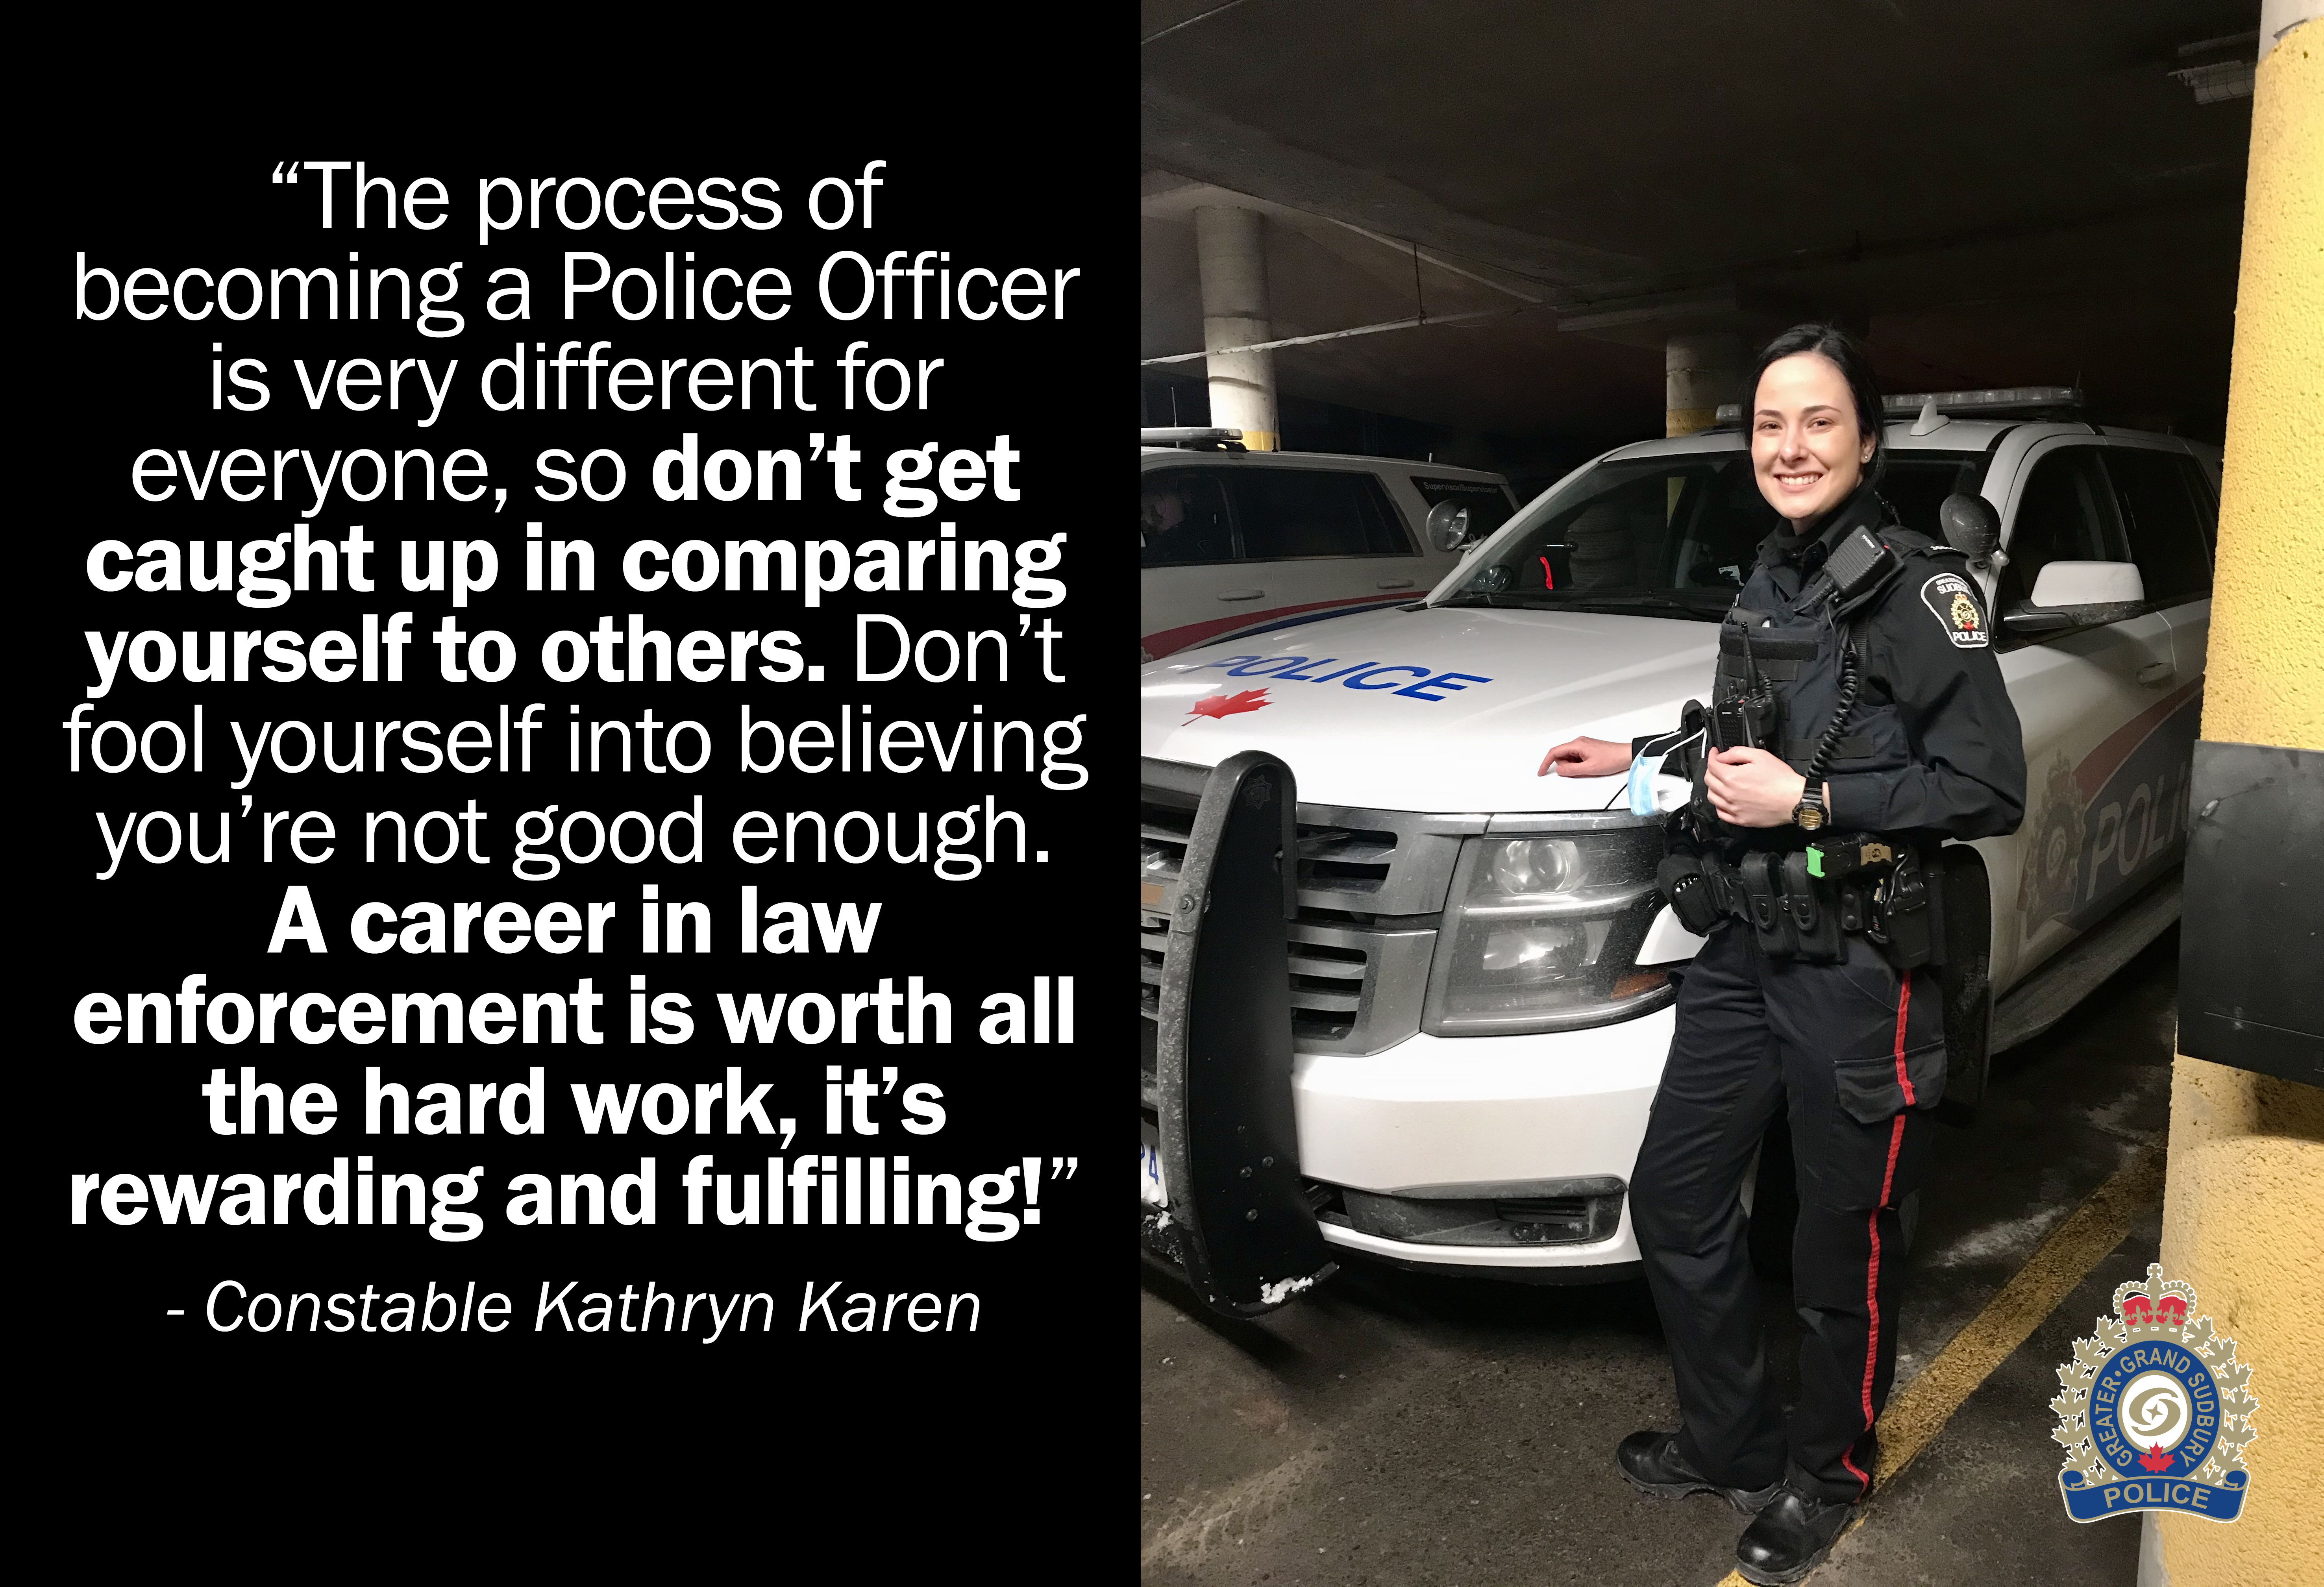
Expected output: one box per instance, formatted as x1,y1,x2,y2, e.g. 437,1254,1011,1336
1630,481,2025,1506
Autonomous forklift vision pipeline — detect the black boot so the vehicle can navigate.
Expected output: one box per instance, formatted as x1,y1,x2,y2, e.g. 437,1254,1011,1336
1734,1484,1857,1585
1614,1430,1782,1516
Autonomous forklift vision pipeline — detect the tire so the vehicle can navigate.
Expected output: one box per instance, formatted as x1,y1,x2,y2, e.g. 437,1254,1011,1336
1933,975,1992,1127
1935,848,1995,1126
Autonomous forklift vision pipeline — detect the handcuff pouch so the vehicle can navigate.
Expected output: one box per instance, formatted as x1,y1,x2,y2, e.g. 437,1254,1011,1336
1738,852,1795,958
1780,851,1844,963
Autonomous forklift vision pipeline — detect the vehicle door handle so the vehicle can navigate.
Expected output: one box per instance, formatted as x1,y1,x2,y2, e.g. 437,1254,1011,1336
1217,588,1264,602
1375,579,1415,590
2137,661,2175,687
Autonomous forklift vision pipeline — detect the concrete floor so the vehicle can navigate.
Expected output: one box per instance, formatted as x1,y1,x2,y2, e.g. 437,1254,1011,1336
1140,929,2180,1585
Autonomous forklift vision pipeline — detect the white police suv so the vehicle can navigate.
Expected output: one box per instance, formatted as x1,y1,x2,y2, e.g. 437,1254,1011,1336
1140,429,1517,661
1140,391,2219,1312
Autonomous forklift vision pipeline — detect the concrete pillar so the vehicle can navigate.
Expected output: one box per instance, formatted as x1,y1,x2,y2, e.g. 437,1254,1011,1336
1195,206,1279,450
2141,5,2324,1584
1666,330,1745,437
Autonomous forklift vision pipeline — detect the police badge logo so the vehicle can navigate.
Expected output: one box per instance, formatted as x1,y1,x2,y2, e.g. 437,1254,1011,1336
2051,1264,2258,1524
1920,572,1989,648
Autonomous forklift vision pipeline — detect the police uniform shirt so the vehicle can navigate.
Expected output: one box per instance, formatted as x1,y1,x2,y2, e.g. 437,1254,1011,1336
1741,485,2026,845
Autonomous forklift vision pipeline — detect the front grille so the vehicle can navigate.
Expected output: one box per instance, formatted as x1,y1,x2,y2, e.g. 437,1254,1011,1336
1143,794,1392,1048
1140,776,1464,1058
1140,912,1374,1042
1142,806,1399,896
1138,912,1167,1023
1295,825,1398,897
1134,790,1441,1059
1139,765,1476,919
1286,931,1367,1040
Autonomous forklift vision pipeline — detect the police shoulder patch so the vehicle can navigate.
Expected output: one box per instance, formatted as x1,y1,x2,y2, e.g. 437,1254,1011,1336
1921,572,1989,648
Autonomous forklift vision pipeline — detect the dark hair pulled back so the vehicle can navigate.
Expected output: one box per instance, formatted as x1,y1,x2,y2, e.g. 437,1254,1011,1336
1743,323,1887,488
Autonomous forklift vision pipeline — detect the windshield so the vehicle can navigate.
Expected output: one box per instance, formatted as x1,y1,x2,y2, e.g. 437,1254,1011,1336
1438,448,1986,621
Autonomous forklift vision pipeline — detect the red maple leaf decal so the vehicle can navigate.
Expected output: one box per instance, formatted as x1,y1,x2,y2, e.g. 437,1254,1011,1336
2138,1443,2174,1474
1184,688,1271,722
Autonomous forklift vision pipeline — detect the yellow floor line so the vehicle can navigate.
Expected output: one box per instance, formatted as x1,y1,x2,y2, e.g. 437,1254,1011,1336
1705,1140,2167,1586
1872,1141,2165,1484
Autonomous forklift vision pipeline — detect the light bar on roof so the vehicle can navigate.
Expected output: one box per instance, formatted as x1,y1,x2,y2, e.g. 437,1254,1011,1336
1140,426,1244,444
1712,386,2082,425
1879,386,2082,414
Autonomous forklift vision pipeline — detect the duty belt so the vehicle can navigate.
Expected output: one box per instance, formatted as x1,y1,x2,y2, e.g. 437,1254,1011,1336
1665,834,1934,968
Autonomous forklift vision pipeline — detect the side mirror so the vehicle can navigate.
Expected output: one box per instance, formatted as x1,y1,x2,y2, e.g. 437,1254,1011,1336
2000,607,2072,635
2030,560,2143,607
1425,499,1474,552
2004,560,2147,634
1937,493,2002,563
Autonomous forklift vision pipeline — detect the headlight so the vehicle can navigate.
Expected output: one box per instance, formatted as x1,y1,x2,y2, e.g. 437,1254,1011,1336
1480,836,1581,897
1422,825,1676,1035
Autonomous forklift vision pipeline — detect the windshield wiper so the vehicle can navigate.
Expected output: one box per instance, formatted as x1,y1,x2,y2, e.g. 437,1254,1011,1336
1564,592,1737,614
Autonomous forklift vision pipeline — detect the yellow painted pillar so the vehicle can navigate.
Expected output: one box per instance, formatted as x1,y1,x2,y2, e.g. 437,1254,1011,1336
2145,4,2324,1583
1666,330,1743,437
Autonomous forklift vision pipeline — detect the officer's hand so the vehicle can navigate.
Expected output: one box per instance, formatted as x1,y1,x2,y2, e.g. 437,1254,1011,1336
1706,747,1808,827
1538,736,1631,778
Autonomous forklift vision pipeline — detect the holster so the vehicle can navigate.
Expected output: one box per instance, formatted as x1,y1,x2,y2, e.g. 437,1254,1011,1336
1867,846,1938,970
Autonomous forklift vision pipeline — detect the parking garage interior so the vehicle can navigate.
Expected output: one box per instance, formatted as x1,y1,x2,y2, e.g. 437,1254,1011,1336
1139,5,2315,1585
1142,0,2257,486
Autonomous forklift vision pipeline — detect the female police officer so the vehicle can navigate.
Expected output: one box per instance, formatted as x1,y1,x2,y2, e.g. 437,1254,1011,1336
1540,326,2024,1585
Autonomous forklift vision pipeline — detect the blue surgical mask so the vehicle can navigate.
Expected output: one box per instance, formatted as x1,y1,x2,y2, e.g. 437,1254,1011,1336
1628,749,1661,816
1628,729,1702,816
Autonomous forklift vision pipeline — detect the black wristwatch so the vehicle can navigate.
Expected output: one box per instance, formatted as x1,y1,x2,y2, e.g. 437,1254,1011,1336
1792,781,1828,831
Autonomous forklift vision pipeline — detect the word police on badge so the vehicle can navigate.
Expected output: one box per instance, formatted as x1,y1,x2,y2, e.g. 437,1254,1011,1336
2051,1264,2259,1524
1919,572,1989,649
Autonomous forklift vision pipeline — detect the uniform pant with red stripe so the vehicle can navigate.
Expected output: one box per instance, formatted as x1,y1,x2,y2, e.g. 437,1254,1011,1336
1629,920,1945,1504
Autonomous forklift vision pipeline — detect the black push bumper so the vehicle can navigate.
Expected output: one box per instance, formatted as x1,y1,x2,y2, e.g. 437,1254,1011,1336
1140,751,1336,1317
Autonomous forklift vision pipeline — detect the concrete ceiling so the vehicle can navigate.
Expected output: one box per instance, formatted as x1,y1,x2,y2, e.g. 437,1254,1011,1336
1141,0,2257,443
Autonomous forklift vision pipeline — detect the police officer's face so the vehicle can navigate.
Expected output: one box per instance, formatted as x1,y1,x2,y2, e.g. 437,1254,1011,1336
1751,352,1876,529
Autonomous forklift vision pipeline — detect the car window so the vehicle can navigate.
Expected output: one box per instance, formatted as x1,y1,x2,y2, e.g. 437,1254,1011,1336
1448,452,1983,620
1228,468,1411,559
1876,457,1984,544
1140,470,1235,567
1411,475,1515,542
2184,458,2220,555
2103,448,2213,607
2001,447,2129,610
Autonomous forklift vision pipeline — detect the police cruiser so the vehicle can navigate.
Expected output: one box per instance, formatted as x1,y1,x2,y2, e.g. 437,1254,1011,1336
1140,390,2219,1315
1140,428,1517,660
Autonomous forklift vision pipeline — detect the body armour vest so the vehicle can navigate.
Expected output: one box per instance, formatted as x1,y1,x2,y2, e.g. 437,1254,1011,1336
1700,514,1946,851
